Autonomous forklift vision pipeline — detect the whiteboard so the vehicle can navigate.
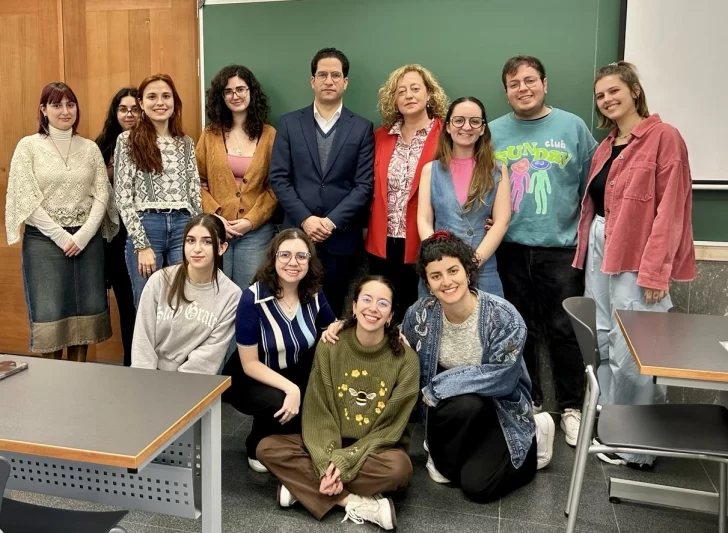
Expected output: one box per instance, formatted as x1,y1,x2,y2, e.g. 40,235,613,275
624,0,724,183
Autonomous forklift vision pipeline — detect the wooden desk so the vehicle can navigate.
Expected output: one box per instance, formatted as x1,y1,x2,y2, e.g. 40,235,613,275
616,310,728,390
609,310,728,516
0,355,230,533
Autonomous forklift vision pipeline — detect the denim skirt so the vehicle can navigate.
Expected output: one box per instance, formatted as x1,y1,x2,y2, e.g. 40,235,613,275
22,225,111,352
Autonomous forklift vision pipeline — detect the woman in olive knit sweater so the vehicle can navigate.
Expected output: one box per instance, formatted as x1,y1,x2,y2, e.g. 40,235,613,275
257,275,420,530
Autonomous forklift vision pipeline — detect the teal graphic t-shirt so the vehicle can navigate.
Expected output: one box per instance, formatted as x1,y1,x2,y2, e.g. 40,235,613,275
489,108,597,247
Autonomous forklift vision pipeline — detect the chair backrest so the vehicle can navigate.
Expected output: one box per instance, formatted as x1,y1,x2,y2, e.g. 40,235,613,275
562,296,601,370
0,455,10,516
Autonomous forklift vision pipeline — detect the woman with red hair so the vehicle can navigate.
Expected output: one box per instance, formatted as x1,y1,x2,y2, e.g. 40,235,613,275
114,74,203,306
5,82,118,361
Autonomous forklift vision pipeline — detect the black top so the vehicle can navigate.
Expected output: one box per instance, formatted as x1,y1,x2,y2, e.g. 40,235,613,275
589,144,627,217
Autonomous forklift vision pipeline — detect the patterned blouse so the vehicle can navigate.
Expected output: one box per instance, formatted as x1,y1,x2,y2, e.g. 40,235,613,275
386,119,434,238
114,131,202,250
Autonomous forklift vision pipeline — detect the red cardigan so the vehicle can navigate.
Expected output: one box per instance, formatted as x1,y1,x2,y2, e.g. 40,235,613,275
365,118,442,264
573,114,696,290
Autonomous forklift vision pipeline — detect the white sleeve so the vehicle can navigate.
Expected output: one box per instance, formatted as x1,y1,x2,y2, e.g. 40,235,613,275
26,207,72,249
131,272,161,370
71,199,105,250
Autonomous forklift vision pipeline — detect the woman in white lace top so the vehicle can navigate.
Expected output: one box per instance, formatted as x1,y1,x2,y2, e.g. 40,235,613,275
114,74,202,307
4,82,119,360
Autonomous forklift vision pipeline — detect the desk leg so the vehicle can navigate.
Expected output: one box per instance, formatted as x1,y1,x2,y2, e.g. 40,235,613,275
201,397,222,533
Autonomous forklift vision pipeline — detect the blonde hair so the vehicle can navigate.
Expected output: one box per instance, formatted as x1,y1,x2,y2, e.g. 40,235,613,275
435,97,495,213
594,61,649,129
377,64,448,129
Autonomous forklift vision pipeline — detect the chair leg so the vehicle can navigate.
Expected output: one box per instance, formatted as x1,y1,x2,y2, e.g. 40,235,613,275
719,463,727,533
565,383,592,517
565,395,598,533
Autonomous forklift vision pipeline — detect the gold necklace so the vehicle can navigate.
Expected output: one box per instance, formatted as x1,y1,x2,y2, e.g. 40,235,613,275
49,135,72,169
229,130,243,156
279,295,298,311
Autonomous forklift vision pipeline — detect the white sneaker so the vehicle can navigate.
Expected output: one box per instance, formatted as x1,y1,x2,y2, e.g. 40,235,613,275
534,412,555,470
277,484,297,507
248,457,269,473
426,454,451,484
560,408,581,447
342,494,396,530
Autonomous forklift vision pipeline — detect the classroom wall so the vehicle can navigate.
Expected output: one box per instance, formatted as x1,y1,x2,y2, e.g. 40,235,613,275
0,0,200,360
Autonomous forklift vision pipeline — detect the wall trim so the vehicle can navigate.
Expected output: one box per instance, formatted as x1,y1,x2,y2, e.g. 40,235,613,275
695,242,728,261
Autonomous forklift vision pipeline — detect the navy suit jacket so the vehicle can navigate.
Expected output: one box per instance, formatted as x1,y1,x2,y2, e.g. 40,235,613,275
269,104,374,255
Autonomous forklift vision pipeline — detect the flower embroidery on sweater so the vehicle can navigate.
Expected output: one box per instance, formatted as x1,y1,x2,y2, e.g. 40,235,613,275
340,371,387,425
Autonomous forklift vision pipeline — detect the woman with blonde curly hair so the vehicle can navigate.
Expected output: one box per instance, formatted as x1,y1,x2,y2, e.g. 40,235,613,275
365,64,448,320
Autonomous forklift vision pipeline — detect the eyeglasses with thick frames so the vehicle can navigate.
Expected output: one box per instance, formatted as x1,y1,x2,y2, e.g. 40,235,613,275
507,77,541,91
276,251,311,263
117,105,140,116
223,86,250,99
450,116,485,128
315,71,344,82
358,295,392,310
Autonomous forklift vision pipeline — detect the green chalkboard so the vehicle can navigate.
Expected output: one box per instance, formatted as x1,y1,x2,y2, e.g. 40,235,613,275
202,0,620,131
202,0,727,242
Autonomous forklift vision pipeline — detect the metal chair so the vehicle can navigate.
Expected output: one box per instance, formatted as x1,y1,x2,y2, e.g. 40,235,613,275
0,456,128,533
562,296,728,533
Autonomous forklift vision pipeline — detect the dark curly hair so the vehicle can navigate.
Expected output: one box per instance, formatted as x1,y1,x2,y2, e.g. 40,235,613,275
341,275,405,356
205,64,269,140
95,87,138,165
416,231,479,294
252,228,323,304
310,48,350,77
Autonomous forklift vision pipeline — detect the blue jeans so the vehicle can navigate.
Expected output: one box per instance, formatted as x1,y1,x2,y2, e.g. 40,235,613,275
223,222,274,290
126,210,191,307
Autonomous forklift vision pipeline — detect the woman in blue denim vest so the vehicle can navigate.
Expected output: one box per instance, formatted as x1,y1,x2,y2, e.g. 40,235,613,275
417,97,511,297
401,232,554,501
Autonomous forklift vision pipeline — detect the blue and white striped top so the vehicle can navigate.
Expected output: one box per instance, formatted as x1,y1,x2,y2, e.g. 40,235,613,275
235,281,336,371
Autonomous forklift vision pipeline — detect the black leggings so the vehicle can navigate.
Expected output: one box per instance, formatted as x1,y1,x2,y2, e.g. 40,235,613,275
225,355,311,459
427,394,537,502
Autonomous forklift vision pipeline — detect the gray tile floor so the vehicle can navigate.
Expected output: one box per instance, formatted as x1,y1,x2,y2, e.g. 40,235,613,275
8,402,725,532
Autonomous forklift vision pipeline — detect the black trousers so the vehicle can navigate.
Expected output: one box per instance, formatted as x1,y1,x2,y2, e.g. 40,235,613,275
104,223,136,366
226,355,312,460
495,242,585,410
367,237,419,324
316,246,358,318
427,394,537,502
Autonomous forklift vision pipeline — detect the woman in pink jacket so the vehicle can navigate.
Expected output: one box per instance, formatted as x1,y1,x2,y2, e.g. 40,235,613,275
573,61,696,468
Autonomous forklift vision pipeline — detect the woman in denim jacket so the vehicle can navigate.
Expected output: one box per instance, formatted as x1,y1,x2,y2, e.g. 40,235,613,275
401,232,554,502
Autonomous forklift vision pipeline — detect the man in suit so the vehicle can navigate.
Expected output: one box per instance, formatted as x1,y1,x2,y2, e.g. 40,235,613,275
270,47,374,316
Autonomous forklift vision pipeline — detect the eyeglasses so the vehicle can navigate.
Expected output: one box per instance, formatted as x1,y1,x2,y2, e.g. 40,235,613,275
118,105,140,116
276,251,311,263
450,116,485,128
223,86,250,98
315,71,344,82
506,77,541,91
358,295,392,310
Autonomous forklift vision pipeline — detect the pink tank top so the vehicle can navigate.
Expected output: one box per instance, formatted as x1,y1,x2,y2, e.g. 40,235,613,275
227,155,253,187
449,157,475,206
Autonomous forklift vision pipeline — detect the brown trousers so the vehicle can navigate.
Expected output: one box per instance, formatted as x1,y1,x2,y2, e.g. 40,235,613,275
257,434,412,520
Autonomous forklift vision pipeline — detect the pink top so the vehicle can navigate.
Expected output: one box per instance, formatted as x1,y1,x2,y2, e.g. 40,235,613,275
449,157,475,206
227,154,253,187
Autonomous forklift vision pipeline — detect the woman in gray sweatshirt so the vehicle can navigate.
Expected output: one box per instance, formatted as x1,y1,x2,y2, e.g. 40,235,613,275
131,214,242,374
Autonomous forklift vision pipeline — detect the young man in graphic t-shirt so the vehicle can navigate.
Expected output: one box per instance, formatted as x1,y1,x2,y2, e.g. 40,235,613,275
489,56,597,447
